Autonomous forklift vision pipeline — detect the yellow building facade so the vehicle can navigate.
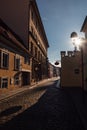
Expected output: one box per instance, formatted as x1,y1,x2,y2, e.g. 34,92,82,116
0,0,49,89
61,51,82,87
0,19,31,89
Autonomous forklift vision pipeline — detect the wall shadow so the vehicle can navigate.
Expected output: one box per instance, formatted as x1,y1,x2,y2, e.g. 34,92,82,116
0,85,59,130
0,106,22,117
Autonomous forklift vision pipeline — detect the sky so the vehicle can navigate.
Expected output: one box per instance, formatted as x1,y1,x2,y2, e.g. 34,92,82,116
36,0,87,65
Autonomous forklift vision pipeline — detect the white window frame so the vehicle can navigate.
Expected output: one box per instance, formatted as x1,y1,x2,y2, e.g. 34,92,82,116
14,55,20,70
1,77,8,88
1,51,9,69
14,76,20,85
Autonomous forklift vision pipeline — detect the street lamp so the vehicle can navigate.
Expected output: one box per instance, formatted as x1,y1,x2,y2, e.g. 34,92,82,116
70,32,84,103
70,32,81,51
55,61,59,65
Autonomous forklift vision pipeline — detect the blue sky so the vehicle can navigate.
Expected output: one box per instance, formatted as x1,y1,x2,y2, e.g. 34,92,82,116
36,0,87,65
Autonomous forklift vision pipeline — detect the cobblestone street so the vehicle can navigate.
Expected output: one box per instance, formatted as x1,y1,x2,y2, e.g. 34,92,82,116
0,83,48,124
0,79,84,130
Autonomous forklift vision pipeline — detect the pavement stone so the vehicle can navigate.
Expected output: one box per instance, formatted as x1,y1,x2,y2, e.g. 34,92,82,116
0,77,59,102
0,81,84,130
64,87,87,130
0,78,86,129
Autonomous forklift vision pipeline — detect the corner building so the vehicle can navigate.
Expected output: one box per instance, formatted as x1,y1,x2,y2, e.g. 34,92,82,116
0,19,31,89
0,0,49,87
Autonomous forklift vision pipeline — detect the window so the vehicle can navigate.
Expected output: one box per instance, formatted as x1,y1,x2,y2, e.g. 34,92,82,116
29,42,31,52
14,55,20,70
31,43,33,55
24,55,30,65
35,47,37,58
31,11,34,21
74,69,80,74
38,51,40,60
14,76,20,85
1,77,8,88
1,51,9,69
15,59,20,70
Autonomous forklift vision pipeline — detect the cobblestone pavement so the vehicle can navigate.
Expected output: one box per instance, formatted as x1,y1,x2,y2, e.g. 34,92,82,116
0,80,84,130
0,82,49,124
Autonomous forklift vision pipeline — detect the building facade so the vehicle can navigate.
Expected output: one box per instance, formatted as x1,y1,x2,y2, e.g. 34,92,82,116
0,0,49,88
29,0,49,83
61,51,82,87
0,0,29,48
48,62,60,78
81,16,87,90
0,19,32,89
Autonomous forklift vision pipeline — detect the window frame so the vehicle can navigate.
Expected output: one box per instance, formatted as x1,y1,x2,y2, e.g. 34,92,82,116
1,51,9,69
14,55,20,70
24,55,30,65
14,76,20,85
0,77,8,88
74,68,80,74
